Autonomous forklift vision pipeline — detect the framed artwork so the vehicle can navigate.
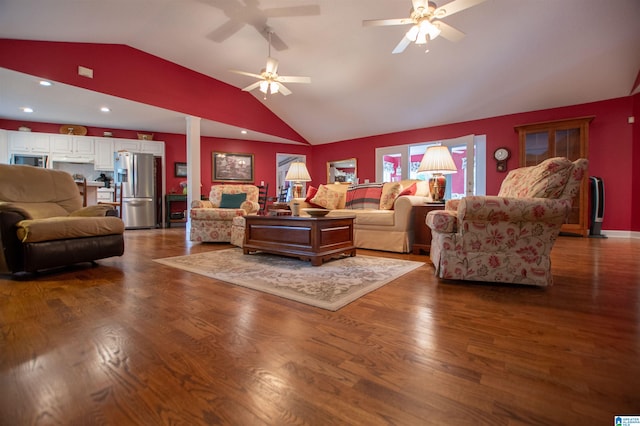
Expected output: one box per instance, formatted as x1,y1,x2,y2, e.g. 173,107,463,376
212,152,254,182
174,162,187,177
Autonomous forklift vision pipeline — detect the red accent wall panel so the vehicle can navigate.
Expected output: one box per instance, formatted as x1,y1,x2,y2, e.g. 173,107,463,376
0,39,308,144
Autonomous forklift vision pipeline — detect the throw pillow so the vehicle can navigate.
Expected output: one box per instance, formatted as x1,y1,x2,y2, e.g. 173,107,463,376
304,185,323,208
345,183,384,210
219,192,247,208
380,182,402,210
310,185,344,210
398,182,417,197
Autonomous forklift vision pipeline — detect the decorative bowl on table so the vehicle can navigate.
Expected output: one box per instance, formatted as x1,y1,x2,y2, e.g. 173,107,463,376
302,208,330,217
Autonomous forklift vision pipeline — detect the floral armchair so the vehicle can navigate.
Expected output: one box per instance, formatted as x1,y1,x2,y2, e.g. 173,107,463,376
426,157,588,286
190,184,260,243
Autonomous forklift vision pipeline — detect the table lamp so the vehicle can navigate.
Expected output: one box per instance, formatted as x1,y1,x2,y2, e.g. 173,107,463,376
285,162,312,199
417,146,457,202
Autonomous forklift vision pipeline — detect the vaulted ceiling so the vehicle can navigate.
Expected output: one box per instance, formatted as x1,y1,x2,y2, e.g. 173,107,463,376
1,0,639,145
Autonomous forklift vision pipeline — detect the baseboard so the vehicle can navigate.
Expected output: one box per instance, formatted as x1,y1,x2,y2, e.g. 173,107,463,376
600,230,640,239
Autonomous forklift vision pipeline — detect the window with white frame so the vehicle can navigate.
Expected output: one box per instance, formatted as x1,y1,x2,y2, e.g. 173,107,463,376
375,134,486,198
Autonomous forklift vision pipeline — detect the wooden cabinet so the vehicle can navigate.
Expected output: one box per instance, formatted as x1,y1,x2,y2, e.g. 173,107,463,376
94,138,115,171
140,141,164,156
50,135,94,156
412,203,445,254
0,130,8,164
114,139,140,152
8,131,50,153
515,116,592,236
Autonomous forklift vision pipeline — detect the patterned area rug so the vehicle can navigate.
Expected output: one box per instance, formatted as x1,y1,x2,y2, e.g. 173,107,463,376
153,249,424,311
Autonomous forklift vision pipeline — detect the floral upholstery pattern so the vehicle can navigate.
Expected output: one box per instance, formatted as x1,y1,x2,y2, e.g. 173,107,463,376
426,157,588,286
190,184,259,243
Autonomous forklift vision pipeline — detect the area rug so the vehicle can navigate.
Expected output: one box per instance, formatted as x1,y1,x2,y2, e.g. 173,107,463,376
153,249,424,311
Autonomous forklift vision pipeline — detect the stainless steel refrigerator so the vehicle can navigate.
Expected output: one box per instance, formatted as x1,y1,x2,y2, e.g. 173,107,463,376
114,152,156,229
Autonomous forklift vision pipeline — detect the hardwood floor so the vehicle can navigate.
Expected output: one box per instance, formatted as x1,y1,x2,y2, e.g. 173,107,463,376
1,229,638,425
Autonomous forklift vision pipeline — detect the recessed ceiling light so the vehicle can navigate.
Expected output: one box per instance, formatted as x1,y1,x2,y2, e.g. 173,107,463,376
21,107,34,113
100,106,111,113
39,80,52,86
241,130,248,134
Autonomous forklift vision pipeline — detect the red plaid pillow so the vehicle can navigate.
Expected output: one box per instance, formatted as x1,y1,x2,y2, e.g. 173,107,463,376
345,183,383,209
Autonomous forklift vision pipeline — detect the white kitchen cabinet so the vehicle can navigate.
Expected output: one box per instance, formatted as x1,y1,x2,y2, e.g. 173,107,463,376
114,140,140,152
94,138,115,171
8,131,50,154
140,140,164,156
0,130,8,164
50,135,94,156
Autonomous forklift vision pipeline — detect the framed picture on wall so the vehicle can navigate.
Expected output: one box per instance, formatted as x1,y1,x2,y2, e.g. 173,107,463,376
212,152,254,182
174,162,187,177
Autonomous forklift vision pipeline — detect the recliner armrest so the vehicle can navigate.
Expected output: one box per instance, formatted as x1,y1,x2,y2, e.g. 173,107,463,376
70,205,115,217
426,210,458,233
0,210,27,273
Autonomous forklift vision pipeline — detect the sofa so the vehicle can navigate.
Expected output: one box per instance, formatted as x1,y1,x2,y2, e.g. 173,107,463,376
0,164,125,276
190,184,260,242
290,180,432,253
426,157,588,287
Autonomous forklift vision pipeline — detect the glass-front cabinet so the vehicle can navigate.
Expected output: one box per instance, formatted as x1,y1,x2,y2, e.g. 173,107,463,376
515,116,593,236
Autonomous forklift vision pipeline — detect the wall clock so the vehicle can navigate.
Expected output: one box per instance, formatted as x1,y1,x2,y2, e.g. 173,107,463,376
494,147,511,172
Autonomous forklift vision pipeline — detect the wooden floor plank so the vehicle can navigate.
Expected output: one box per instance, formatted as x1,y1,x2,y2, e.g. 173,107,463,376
1,229,639,425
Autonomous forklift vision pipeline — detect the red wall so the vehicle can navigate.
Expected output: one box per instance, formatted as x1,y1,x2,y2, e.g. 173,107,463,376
0,39,308,144
313,96,637,231
1,39,637,232
633,94,640,231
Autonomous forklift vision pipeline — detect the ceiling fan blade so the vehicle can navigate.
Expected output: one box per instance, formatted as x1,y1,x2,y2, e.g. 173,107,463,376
436,21,465,42
275,82,292,96
229,70,263,79
265,57,279,74
264,5,321,18
207,19,244,42
363,18,411,27
241,81,262,92
434,0,486,18
278,76,311,84
259,29,288,51
392,36,412,54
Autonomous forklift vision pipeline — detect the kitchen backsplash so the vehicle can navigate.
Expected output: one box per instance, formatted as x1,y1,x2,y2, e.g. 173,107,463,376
52,162,113,182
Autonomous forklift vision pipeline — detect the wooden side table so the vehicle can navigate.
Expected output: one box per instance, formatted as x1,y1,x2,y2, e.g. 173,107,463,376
412,203,445,255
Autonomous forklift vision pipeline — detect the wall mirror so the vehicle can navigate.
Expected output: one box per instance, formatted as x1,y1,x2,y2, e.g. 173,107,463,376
276,153,307,201
327,158,357,184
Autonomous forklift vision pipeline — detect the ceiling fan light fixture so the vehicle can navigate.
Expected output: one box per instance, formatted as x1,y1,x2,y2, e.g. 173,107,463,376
406,24,420,41
270,82,279,94
259,80,269,94
427,21,441,39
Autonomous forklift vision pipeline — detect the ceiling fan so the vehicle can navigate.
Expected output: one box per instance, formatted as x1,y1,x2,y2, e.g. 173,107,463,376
230,30,311,98
204,0,321,51
363,0,486,54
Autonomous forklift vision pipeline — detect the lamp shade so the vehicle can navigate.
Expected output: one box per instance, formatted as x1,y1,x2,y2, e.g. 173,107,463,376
285,162,311,182
417,146,457,175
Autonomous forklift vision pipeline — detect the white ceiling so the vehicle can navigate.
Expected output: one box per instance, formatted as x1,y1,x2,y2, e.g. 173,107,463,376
1,0,639,145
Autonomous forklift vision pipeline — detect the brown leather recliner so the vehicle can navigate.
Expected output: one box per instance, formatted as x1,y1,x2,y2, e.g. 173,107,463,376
0,164,125,276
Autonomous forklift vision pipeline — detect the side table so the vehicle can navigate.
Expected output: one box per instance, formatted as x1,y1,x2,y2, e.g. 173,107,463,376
412,203,445,255
165,194,187,228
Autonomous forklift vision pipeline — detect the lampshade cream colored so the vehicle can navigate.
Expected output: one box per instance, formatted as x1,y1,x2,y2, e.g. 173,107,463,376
285,162,312,201
417,146,457,175
417,146,457,202
285,162,312,182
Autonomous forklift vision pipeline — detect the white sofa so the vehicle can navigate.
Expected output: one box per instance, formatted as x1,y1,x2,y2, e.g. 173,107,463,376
291,180,431,253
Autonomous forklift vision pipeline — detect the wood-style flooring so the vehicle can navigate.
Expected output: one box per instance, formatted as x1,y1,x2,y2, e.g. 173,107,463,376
1,229,639,425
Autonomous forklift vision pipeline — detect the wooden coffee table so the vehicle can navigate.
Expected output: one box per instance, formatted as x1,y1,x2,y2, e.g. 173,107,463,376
243,215,356,266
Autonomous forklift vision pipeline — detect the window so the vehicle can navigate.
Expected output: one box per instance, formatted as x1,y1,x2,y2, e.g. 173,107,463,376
375,134,486,197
